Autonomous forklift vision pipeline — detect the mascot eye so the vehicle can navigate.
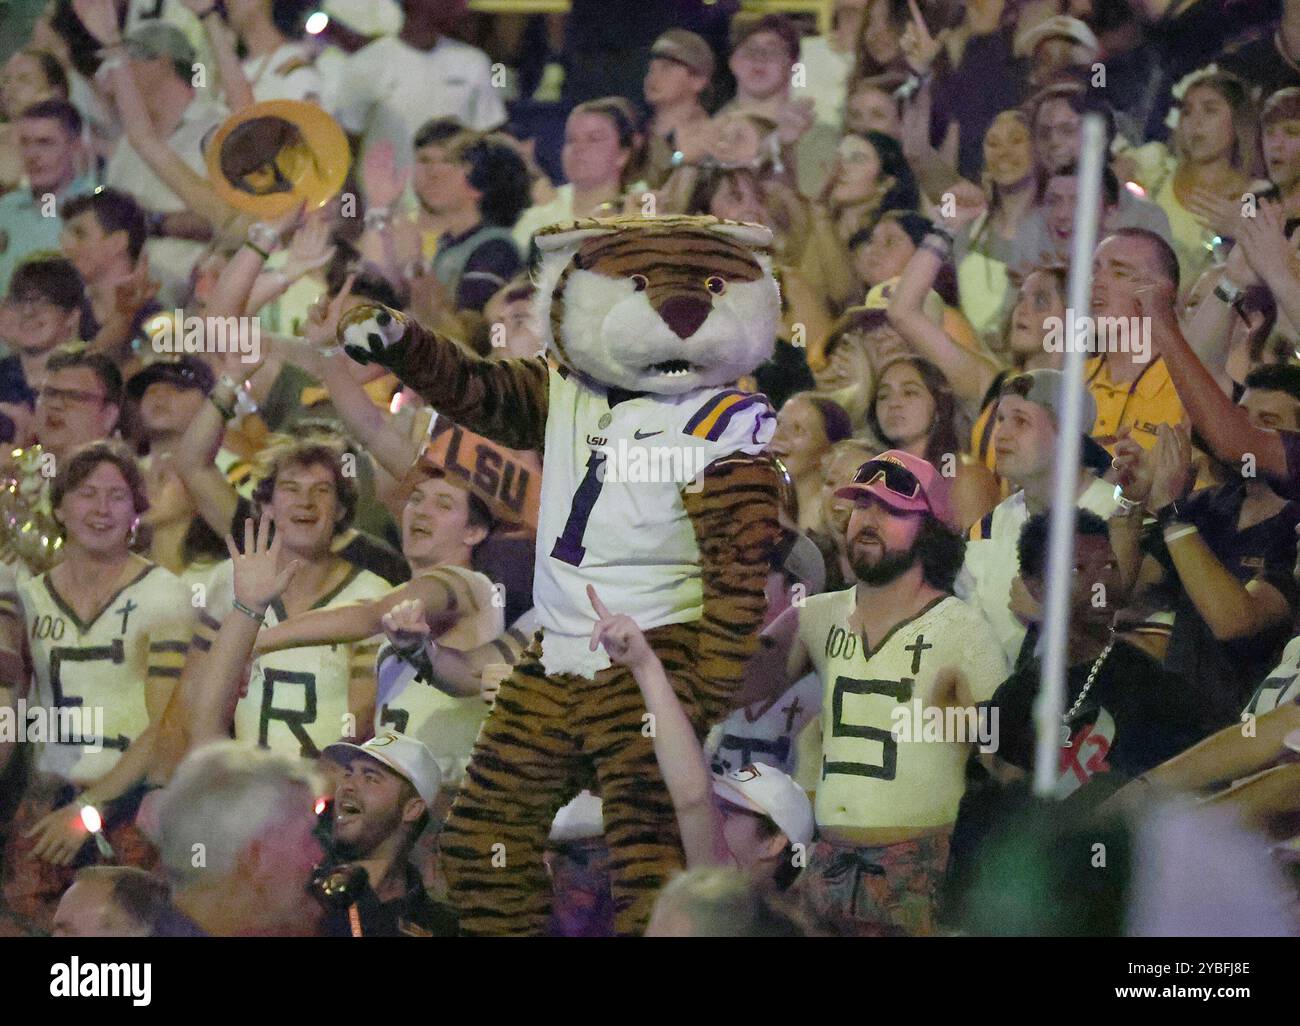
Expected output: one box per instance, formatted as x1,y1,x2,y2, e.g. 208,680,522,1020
705,276,727,295
630,274,649,292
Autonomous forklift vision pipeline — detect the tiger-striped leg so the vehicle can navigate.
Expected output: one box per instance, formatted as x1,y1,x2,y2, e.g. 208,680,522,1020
439,650,580,936
579,639,703,936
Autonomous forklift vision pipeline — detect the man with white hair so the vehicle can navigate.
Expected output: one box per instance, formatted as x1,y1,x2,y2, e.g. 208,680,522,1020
151,741,324,937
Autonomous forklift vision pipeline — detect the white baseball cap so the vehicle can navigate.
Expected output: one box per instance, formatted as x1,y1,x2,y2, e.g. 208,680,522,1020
1014,16,1099,62
549,790,605,842
321,0,402,38
712,763,813,847
323,731,441,806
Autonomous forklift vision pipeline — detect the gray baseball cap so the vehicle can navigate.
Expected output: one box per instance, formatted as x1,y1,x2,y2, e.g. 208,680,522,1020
124,24,197,69
651,29,715,79
1000,368,1097,430
1000,368,1114,470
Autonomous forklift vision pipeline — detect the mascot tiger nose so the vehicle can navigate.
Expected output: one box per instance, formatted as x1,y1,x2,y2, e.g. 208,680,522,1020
332,215,785,935
655,294,712,339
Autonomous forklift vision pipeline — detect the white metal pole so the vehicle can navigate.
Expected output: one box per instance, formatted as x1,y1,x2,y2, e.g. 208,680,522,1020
1032,114,1107,796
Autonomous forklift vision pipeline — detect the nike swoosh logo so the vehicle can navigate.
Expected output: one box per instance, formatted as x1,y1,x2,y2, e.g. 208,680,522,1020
633,429,663,440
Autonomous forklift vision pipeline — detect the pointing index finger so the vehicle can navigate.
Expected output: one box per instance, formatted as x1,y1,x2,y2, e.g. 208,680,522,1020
333,273,357,313
907,0,929,33
586,583,611,621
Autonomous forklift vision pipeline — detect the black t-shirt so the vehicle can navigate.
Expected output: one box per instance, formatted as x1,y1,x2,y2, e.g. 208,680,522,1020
321,864,458,938
988,640,1206,788
1270,431,1300,503
80,298,163,350
1156,481,1300,727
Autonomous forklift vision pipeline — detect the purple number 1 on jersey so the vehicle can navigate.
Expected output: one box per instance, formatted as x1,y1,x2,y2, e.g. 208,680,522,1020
550,450,607,566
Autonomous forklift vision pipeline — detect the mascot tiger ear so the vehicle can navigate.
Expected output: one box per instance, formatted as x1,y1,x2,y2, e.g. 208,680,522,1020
533,215,774,254
532,215,781,394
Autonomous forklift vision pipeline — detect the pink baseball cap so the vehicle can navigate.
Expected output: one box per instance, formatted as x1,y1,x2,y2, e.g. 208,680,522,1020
833,450,954,528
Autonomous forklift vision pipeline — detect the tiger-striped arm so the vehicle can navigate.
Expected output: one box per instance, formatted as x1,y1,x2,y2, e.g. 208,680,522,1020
683,452,783,722
337,304,550,453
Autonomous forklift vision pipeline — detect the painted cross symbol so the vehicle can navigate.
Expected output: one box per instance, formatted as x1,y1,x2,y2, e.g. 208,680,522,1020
904,635,932,675
116,598,139,635
781,697,804,733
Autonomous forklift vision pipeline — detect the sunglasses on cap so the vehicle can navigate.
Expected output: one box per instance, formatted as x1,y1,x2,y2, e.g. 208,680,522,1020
850,458,921,500
1000,372,1036,401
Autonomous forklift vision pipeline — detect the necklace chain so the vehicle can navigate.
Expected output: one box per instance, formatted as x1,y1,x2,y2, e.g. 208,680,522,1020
1062,633,1115,726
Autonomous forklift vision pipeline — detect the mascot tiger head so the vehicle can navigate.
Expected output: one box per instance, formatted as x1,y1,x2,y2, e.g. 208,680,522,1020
533,215,780,395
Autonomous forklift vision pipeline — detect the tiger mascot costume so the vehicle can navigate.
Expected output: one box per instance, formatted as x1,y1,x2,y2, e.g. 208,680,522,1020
336,215,784,935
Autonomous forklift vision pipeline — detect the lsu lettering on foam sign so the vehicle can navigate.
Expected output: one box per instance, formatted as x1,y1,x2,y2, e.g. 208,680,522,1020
423,413,542,532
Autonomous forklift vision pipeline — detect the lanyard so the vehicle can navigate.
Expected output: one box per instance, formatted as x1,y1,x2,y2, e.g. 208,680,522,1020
1087,357,1156,440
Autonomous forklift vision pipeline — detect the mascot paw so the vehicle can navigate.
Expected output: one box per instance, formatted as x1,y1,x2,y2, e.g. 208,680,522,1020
338,305,407,366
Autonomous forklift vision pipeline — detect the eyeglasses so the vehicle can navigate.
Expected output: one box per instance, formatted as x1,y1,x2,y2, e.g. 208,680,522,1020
37,385,106,407
850,459,922,500
6,297,61,319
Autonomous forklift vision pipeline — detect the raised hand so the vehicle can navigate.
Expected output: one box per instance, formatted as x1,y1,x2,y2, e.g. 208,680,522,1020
72,0,122,47
1133,272,1180,339
111,261,160,320
280,209,337,281
381,598,430,656
1110,426,1153,502
407,265,453,328
25,805,89,866
1237,200,1297,287
228,513,300,616
900,0,944,75
266,199,308,243
302,272,356,349
899,77,940,165
775,97,815,146
1184,187,1243,239
1146,423,1195,512
361,139,411,210
1222,239,1262,288
587,584,655,671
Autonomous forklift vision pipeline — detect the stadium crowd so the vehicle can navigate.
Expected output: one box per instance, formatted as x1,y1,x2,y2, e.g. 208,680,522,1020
1,0,1299,938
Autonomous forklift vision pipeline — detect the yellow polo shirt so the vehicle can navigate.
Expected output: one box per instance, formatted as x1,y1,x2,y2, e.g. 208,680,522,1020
1085,355,1186,453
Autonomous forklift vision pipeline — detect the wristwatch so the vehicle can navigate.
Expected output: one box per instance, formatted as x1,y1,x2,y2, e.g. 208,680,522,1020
1112,485,1143,514
1153,499,1188,528
363,207,392,231
927,224,955,247
218,373,258,417
1214,277,1245,308
246,221,282,255
919,234,952,261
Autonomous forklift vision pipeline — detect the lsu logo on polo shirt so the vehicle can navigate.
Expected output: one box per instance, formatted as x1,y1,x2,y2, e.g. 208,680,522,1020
1086,355,1186,452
